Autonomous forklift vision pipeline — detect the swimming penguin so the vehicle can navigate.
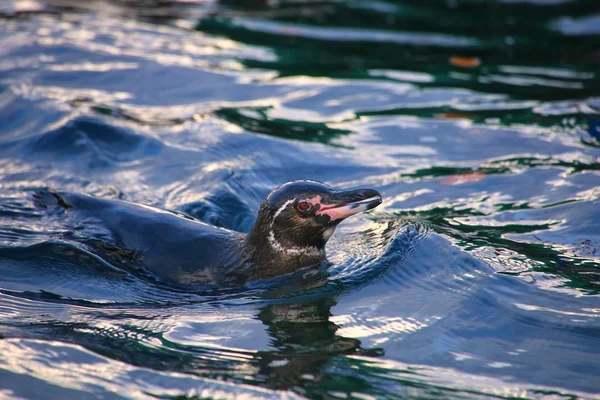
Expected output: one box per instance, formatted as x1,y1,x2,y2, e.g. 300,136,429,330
36,180,382,286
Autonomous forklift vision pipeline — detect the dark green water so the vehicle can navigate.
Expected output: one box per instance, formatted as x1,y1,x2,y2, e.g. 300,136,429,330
0,0,599,399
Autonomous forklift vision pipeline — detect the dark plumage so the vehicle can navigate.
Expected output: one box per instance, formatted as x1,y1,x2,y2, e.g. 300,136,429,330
36,180,382,286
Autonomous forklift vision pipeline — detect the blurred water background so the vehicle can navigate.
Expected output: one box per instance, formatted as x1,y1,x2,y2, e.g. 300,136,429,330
0,0,600,398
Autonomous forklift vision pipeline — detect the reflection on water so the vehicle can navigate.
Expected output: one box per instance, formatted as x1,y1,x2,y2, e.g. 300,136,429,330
1,0,600,398
256,299,366,390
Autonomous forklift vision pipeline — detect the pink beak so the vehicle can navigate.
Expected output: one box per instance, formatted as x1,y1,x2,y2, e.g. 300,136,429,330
316,188,382,222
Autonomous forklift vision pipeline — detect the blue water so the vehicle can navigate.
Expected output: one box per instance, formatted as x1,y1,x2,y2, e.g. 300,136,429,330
1,0,600,398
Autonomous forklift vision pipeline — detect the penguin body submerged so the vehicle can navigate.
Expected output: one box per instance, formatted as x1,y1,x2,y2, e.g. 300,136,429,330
38,180,382,286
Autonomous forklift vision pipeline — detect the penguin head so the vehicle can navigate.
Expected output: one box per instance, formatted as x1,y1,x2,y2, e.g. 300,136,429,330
251,180,382,257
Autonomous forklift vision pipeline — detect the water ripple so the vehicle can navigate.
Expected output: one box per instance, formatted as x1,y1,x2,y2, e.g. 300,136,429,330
1,0,600,398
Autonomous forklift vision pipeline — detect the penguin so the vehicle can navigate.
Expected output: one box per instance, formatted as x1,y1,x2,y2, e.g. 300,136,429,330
35,180,382,286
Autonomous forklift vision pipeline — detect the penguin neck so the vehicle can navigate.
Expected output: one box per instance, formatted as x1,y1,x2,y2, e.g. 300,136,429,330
244,221,326,279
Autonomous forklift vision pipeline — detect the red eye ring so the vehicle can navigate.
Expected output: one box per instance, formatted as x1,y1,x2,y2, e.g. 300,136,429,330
297,201,311,211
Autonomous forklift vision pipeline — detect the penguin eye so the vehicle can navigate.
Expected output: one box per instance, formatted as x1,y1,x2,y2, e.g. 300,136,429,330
297,201,311,211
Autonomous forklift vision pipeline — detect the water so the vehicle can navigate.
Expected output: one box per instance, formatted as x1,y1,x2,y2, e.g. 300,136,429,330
1,0,599,398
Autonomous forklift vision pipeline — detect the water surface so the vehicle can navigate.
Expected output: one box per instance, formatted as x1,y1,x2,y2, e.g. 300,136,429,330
1,0,599,398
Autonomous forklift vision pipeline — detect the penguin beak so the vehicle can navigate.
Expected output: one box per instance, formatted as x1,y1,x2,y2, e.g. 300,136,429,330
316,188,382,222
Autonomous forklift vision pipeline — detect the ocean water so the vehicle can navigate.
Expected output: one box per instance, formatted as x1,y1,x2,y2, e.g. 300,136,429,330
0,0,599,399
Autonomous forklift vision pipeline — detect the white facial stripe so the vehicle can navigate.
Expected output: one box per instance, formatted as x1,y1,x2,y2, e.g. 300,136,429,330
273,199,294,219
268,196,326,257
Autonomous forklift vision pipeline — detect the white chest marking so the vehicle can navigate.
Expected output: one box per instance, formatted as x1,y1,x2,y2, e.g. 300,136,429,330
267,230,324,257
